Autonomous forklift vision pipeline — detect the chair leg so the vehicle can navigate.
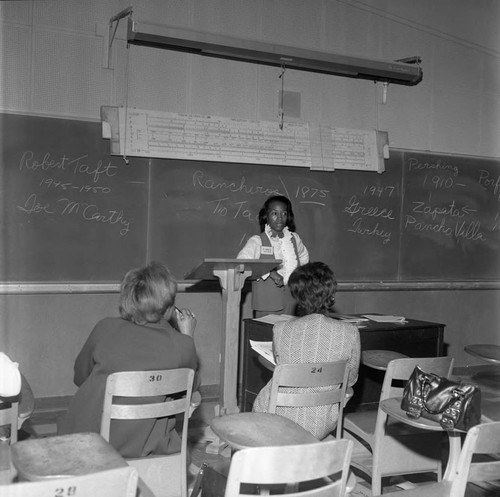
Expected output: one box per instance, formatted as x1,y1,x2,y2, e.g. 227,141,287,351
371,470,382,496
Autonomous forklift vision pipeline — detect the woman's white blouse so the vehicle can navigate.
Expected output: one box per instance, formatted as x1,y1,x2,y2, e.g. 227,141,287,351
237,227,309,283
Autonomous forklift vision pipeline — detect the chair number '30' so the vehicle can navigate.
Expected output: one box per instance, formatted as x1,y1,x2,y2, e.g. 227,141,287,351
149,375,163,382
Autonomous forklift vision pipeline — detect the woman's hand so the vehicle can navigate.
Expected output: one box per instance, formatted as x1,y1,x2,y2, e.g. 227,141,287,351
175,308,197,337
270,271,284,287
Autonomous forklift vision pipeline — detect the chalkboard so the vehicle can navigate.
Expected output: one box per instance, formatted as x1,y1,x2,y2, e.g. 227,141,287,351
149,158,402,281
399,151,500,280
0,113,149,281
2,113,500,283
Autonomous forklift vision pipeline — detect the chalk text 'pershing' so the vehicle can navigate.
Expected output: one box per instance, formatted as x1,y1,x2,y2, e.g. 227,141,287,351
407,157,459,177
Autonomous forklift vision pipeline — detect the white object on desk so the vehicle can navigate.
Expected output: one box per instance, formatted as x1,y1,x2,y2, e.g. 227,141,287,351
363,314,407,323
329,313,369,324
250,340,276,365
253,314,294,325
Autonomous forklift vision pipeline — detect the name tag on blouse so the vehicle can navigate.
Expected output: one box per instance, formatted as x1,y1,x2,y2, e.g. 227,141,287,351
260,246,274,255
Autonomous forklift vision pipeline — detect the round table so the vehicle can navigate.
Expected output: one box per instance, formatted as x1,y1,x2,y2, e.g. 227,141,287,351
464,344,500,364
361,350,409,370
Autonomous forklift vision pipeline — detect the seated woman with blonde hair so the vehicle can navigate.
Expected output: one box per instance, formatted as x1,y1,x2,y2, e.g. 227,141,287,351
58,261,199,457
252,261,360,439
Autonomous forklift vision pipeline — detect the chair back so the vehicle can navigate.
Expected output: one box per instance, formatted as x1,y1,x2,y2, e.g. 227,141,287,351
4,466,138,497
100,368,195,497
224,439,353,497
0,397,19,444
449,421,500,496
268,360,348,438
380,356,455,401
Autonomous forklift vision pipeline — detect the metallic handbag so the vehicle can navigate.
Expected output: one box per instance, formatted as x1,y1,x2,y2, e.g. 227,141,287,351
401,365,481,431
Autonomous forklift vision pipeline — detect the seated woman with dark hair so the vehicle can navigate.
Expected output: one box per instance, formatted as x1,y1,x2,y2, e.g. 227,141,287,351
58,261,199,457
252,261,360,439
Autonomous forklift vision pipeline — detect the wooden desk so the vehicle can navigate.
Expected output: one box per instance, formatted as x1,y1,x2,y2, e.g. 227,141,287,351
240,315,445,411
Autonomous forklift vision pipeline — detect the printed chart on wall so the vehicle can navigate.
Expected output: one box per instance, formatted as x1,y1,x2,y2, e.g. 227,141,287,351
101,106,387,173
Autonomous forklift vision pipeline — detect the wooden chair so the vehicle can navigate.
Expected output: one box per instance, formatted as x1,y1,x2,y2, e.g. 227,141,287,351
0,397,19,444
100,368,200,497
343,356,455,496
382,421,500,496
3,466,139,497
224,439,353,497
266,360,349,439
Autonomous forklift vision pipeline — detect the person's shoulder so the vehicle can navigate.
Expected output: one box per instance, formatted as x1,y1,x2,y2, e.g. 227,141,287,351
248,234,263,242
93,316,121,329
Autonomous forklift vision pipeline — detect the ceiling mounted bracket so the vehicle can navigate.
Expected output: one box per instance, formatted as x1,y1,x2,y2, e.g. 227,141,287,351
105,6,133,69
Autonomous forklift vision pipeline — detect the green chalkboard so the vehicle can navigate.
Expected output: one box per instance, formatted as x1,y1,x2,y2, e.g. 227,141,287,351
2,113,499,283
0,113,149,282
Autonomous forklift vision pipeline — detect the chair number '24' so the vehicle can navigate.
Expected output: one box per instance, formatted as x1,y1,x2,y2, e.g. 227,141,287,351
149,375,163,382
311,367,323,373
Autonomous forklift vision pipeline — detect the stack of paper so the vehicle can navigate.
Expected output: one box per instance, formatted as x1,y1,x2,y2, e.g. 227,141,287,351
329,313,369,325
253,314,294,325
249,340,276,365
362,314,407,323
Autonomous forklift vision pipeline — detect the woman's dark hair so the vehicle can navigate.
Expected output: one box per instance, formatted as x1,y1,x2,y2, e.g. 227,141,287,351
119,261,177,325
288,261,337,316
258,195,296,232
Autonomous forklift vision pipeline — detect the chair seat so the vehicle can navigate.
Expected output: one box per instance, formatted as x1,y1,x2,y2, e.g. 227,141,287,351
361,350,409,370
211,412,318,451
11,433,126,481
344,409,438,442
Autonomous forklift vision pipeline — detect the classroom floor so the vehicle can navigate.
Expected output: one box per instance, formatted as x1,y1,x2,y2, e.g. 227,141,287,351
2,400,499,497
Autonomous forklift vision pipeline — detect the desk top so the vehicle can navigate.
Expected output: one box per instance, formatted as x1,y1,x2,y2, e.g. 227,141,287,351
245,314,445,332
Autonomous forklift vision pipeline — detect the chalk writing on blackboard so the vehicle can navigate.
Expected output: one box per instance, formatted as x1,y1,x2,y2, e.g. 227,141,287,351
15,150,138,236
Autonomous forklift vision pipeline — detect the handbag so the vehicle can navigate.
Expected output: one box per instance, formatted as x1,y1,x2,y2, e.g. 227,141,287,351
401,365,481,431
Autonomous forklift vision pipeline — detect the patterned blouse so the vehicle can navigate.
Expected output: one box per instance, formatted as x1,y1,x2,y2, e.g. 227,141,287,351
253,313,361,439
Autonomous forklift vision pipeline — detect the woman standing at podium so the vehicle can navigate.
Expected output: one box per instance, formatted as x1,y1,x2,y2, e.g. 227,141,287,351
237,195,309,317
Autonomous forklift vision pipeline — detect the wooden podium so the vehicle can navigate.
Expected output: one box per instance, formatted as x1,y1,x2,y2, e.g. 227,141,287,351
185,258,279,419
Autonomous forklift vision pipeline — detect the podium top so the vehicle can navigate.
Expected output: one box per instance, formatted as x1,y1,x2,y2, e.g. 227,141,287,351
184,258,281,280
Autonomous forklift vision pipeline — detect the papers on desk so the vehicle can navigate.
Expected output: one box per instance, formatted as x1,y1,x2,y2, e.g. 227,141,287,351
253,314,294,325
249,340,276,365
363,314,407,323
329,313,369,325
